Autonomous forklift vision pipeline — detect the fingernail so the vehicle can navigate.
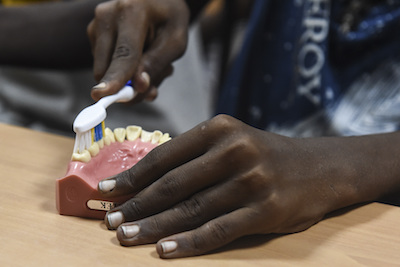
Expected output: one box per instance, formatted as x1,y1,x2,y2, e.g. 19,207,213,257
107,211,124,229
141,72,150,86
98,179,116,193
161,241,178,254
93,82,107,90
121,224,140,238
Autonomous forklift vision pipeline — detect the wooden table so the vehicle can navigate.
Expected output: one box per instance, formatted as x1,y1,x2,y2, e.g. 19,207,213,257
0,122,399,266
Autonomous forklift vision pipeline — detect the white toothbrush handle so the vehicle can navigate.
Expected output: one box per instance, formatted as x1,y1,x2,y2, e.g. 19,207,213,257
97,85,134,109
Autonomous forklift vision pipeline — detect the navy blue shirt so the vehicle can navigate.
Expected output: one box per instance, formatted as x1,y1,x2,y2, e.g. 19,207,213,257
217,0,400,137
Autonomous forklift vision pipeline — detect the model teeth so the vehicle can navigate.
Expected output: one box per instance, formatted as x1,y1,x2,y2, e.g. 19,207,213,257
140,130,152,142
88,142,100,157
160,133,171,144
151,130,163,144
104,135,111,146
72,150,91,162
98,138,104,149
105,128,115,142
72,125,171,162
126,126,142,141
114,128,126,143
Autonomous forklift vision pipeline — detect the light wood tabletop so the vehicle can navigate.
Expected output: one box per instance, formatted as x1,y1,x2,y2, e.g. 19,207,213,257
0,122,399,266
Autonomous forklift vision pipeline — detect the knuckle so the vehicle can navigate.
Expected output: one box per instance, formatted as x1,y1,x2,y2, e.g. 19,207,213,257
170,30,188,58
151,216,163,235
141,53,159,75
190,234,204,254
187,232,207,254
206,221,230,245
176,197,204,225
209,114,234,127
113,44,132,59
157,174,182,198
94,3,109,18
186,220,232,255
261,194,285,223
219,135,261,170
229,136,259,158
202,114,238,139
140,55,153,70
116,0,138,10
235,166,272,195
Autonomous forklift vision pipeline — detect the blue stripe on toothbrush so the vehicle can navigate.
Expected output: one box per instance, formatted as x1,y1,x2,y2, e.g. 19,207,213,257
92,82,131,143
94,123,103,142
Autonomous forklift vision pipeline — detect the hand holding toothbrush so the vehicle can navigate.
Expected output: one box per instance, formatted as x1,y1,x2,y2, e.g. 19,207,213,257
87,0,190,104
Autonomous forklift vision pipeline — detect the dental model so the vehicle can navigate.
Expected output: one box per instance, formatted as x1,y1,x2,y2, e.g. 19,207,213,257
56,125,171,219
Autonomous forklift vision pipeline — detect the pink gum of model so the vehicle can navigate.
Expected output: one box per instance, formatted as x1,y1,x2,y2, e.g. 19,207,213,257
56,139,157,219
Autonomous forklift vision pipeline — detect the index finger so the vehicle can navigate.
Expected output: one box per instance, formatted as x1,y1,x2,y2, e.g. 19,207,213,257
91,7,150,100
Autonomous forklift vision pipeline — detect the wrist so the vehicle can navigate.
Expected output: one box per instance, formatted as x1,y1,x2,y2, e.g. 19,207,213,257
305,133,400,212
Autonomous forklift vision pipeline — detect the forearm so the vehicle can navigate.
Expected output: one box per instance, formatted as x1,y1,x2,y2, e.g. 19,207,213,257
306,131,400,211
0,0,106,69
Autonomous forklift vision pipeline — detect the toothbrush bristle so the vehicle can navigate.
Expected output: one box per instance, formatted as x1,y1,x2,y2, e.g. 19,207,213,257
73,121,105,154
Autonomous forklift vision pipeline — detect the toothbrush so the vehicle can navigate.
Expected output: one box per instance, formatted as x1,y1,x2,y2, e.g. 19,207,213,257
72,82,134,154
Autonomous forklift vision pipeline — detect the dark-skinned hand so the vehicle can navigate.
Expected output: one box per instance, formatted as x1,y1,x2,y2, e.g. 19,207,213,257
87,0,189,103
98,114,400,258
